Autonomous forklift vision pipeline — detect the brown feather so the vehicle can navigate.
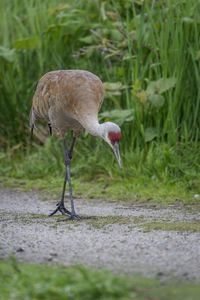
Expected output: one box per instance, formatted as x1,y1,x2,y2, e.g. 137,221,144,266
30,70,104,137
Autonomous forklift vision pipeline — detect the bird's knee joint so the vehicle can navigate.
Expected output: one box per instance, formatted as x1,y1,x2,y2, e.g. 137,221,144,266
64,158,71,166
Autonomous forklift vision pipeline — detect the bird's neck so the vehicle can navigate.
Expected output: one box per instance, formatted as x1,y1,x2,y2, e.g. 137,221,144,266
81,118,104,138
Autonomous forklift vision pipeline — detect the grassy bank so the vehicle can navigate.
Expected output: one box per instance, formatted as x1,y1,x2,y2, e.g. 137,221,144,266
0,259,200,300
0,138,199,204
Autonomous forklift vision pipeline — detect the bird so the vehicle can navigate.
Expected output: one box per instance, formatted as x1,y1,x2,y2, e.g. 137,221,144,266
30,70,122,219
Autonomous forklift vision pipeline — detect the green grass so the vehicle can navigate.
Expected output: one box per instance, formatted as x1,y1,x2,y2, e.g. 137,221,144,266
0,137,199,205
1,174,198,205
1,259,200,300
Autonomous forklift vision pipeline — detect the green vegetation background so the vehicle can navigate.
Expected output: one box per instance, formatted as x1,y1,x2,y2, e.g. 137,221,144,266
0,0,200,201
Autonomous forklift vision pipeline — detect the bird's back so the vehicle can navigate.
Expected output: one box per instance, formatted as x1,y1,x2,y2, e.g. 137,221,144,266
30,70,104,136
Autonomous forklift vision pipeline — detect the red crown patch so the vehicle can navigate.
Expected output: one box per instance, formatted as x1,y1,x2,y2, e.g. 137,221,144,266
108,131,122,143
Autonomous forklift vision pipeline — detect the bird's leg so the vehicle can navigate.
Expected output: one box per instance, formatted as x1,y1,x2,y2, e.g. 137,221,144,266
49,140,71,217
63,138,80,220
48,122,52,136
49,138,79,219
30,125,34,140
68,136,76,160
49,166,72,217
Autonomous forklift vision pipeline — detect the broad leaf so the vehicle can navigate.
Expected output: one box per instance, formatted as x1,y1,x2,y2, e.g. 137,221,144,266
147,77,176,95
148,94,165,108
79,36,93,44
48,3,69,16
182,17,194,24
0,46,16,62
14,36,41,49
144,127,159,142
103,82,124,91
103,82,126,97
100,109,134,126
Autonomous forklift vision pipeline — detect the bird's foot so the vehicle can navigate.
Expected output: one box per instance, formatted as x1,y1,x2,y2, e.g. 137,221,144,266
49,203,80,220
69,213,81,221
49,202,71,217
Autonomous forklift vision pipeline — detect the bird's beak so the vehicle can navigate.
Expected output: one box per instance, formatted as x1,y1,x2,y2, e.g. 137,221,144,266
112,142,122,168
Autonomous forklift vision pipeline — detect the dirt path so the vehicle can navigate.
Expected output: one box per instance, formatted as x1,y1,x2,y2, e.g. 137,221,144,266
0,188,200,282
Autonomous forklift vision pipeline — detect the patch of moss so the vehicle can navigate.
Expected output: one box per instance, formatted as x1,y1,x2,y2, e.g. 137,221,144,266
0,212,48,225
141,220,200,232
47,215,145,229
82,215,144,229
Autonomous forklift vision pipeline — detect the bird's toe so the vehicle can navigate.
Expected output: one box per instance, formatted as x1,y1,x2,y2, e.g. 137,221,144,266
49,203,71,217
69,214,81,221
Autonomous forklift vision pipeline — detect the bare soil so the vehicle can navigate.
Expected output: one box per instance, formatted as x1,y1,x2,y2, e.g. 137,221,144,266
0,188,200,282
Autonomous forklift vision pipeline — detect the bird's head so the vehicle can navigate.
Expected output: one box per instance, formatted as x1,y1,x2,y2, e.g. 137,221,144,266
101,122,122,168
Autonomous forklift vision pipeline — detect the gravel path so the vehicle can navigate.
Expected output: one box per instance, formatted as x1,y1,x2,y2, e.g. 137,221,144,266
0,188,200,282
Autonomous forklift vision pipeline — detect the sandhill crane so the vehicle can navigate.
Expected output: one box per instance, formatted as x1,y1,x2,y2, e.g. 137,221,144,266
30,70,122,219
